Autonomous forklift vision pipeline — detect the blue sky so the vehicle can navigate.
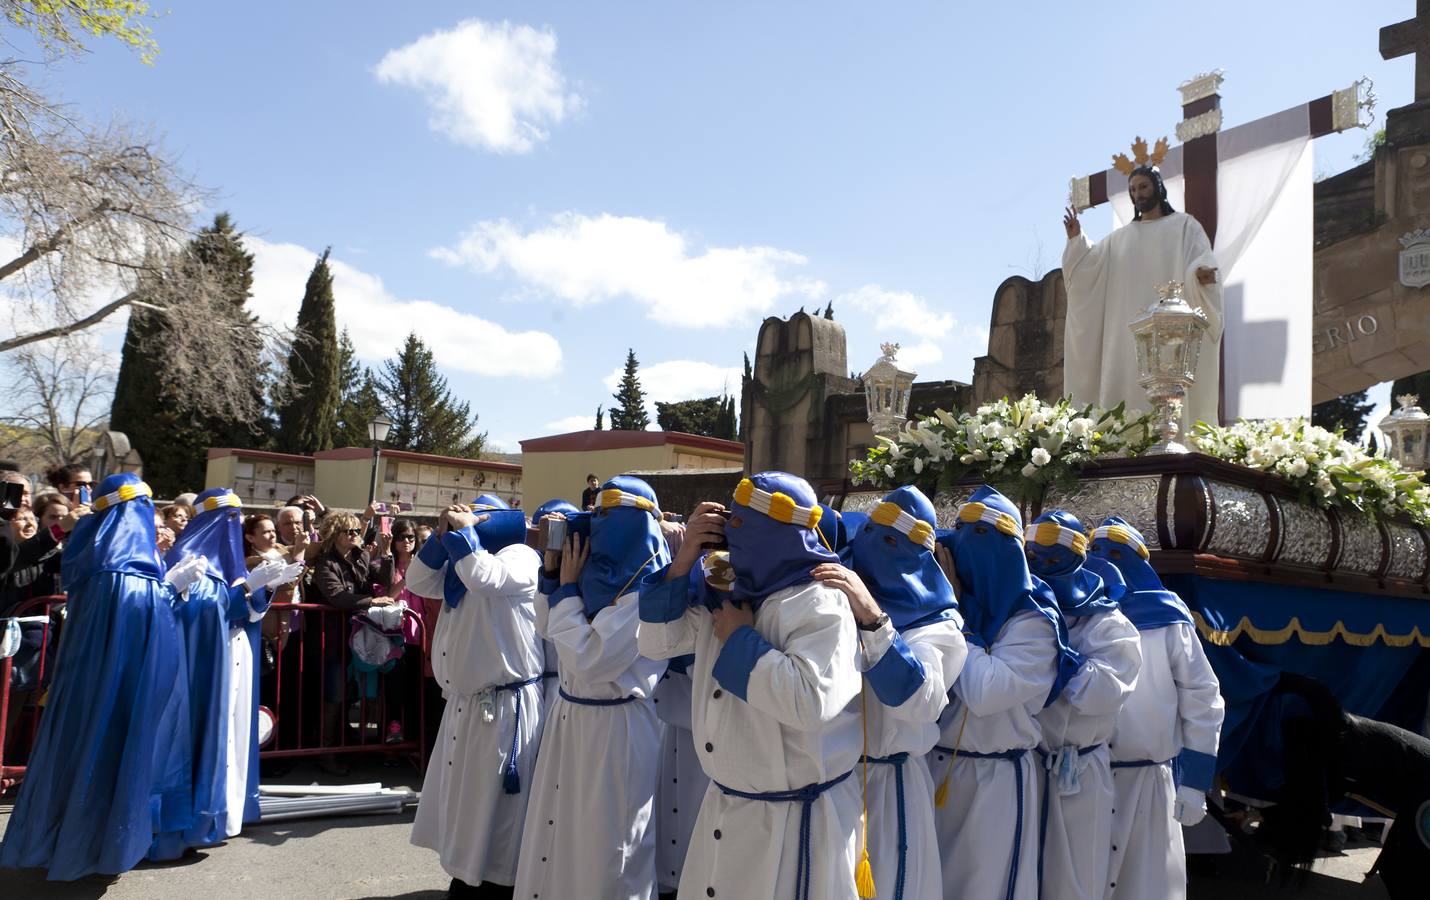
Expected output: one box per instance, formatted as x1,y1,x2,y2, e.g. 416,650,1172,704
13,1,1414,450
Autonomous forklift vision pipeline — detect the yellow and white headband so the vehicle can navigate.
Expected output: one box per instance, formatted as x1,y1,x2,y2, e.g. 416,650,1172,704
92,481,154,512
733,478,822,529
598,487,658,516
1026,521,1088,556
955,501,1022,540
199,492,243,513
870,501,936,550
1090,524,1150,560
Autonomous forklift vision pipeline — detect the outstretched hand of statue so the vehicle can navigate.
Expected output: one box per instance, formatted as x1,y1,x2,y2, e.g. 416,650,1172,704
1195,266,1217,285
1063,206,1081,239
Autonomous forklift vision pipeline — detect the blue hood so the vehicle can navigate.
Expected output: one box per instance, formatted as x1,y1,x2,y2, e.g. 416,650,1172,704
1087,516,1192,631
848,485,959,632
62,473,163,589
726,472,837,609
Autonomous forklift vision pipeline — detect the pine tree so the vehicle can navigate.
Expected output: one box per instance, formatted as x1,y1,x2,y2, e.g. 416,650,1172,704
716,394,738,440
656,397,722,435
110,213,263,496
375,332,486,457
334,329,386,447
1311,389,1376,443
609,349,650,431
275,249,341,452
594,404,604,430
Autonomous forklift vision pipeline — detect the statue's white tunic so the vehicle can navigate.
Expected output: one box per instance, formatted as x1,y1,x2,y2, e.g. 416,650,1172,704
1106,622,1223,900
1034,610,1142,900
857,617,967,900
1062,212,1223,428
407,540,545,888
928,611,1058,900
514,588,664,900
638,580,865,900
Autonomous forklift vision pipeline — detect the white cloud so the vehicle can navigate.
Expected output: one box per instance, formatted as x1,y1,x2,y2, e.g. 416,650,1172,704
247,237,562,378
891,339,944,369
838,284,956,337
431,212,826,328
602,359,741,405
542,414,598,434
374,19,580,154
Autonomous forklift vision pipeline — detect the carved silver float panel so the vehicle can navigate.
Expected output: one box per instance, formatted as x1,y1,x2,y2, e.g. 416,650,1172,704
1274,497,1333,568
1384,522,1426,581
840,492,884,516
1338,515,1385,575
932,488,977,529
1205,481,1272,559
1042,476,1163,549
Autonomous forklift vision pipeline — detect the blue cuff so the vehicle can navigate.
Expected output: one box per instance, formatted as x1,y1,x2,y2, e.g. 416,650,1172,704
417,534,450,570
638,566,689,624
547,583,580,610
1176,748,1217,792
712,625,774,702
225,584,257,622
539,573,561,596
865,633,926,707
442,526,482,561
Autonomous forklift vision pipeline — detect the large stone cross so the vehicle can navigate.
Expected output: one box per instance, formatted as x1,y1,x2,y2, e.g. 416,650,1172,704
1383,0,1430,102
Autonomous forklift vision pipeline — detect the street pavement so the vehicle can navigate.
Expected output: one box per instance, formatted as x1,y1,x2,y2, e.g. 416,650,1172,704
0,761,1396,899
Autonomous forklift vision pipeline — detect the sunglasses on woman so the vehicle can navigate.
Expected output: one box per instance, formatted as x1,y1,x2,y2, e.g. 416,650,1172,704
342,528,363,537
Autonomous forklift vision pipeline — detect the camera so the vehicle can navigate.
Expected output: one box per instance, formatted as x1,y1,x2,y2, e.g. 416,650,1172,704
0,481,24,522
704,508,732,551
540,512,591,559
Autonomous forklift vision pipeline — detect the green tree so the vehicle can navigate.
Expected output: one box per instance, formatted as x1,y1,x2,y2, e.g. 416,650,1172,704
609,349,649,431
275,249,340,452
716,394,738,440
109,213,265,496
333,329,385,447
375,332,485,457
2,0,159,62
656,397,721,436
1392,370,1430,416
594,404,604,430
1311,389,1376,443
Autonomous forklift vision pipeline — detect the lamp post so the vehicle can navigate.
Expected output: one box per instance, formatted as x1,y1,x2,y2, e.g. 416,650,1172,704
366,413,393,507
863,342,917,438
1379,394,1430,472
1129,281,1210,454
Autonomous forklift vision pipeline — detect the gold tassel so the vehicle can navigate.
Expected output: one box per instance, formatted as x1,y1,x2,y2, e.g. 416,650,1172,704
856,847,877,898
934,706,970,809
934,774,951,809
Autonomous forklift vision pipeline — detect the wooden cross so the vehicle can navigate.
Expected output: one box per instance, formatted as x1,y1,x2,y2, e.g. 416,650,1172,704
1382,0,1430,102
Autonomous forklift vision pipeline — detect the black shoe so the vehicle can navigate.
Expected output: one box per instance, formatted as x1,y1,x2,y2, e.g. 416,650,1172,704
447,879,484,900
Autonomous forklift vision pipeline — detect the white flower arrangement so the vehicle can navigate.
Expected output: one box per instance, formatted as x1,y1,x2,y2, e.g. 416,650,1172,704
849,394,1154,503
1190,418,1430,525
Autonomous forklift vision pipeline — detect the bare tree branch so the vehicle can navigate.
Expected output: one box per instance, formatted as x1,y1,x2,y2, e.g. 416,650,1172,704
0,290,137,352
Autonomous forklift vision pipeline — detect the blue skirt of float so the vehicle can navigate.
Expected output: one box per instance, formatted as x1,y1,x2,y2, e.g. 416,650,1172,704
0,571,192,881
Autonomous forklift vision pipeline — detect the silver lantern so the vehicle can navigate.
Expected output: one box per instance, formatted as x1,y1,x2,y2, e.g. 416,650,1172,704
1379,394,1430,472
1128,281,1209,454
863,342,916,438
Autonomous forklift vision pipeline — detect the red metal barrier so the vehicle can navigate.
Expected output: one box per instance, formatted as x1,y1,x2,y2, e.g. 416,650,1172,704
1,596,429,793
0,595,64,792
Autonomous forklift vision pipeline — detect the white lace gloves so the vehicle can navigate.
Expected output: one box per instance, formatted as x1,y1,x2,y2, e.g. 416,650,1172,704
1173,785,1208,827
245,559,305,593
165,553,209,598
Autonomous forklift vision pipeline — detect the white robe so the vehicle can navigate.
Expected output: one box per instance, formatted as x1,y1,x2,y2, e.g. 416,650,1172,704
1035,610,1142,900
223,595,267,838
653,668,710,892
1106,622,1224,900
514,588,665,900
1062,212,1223,428
639,579,865,900
858,617,967,900
407,540,546,888
928,611,1058,900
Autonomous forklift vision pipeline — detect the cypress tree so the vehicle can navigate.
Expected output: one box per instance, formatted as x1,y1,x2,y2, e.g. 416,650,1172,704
716,394,738,440
609,349,650,431
1310,389,1376,443
333,328,386,447
276,249,341,452
594,404,604,430
375,332,486,457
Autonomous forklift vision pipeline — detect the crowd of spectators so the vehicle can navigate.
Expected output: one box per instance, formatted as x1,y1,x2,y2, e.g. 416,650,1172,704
1,466,443,779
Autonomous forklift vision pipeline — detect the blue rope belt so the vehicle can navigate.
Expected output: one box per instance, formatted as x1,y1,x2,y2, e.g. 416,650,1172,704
557,687,637,706
1035,744,1104,898
496,675,542,794
932,746,1028,900
541,670,557,680
861,753,910,900
713,769,853,900
1111,757,1172,768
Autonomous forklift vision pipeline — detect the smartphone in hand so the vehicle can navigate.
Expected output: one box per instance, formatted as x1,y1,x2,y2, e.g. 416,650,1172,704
379,516,392,536
78,485,92,506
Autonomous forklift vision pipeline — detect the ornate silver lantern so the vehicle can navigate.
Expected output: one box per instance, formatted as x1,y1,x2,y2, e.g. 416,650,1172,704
1129,281,1209,454
1379,394,1430,472
863,342,916,438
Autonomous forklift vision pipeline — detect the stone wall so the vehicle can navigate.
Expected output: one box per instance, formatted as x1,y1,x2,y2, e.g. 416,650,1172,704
970,271,1066,405
629,467,745,519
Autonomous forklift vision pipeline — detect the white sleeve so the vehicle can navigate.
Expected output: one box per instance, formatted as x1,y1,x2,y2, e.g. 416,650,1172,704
1061,231,1108,406
637,606,705,661
1169,623,1224,758
1062,609,1142,716
545,591,644,684
863,619,967,724
405,554,445,599
954,612,1059,717
450,544,539,597
1181,216,1223,344
737,588,862,731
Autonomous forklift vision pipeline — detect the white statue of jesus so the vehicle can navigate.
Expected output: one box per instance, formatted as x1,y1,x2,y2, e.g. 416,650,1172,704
1061,166,1223,428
